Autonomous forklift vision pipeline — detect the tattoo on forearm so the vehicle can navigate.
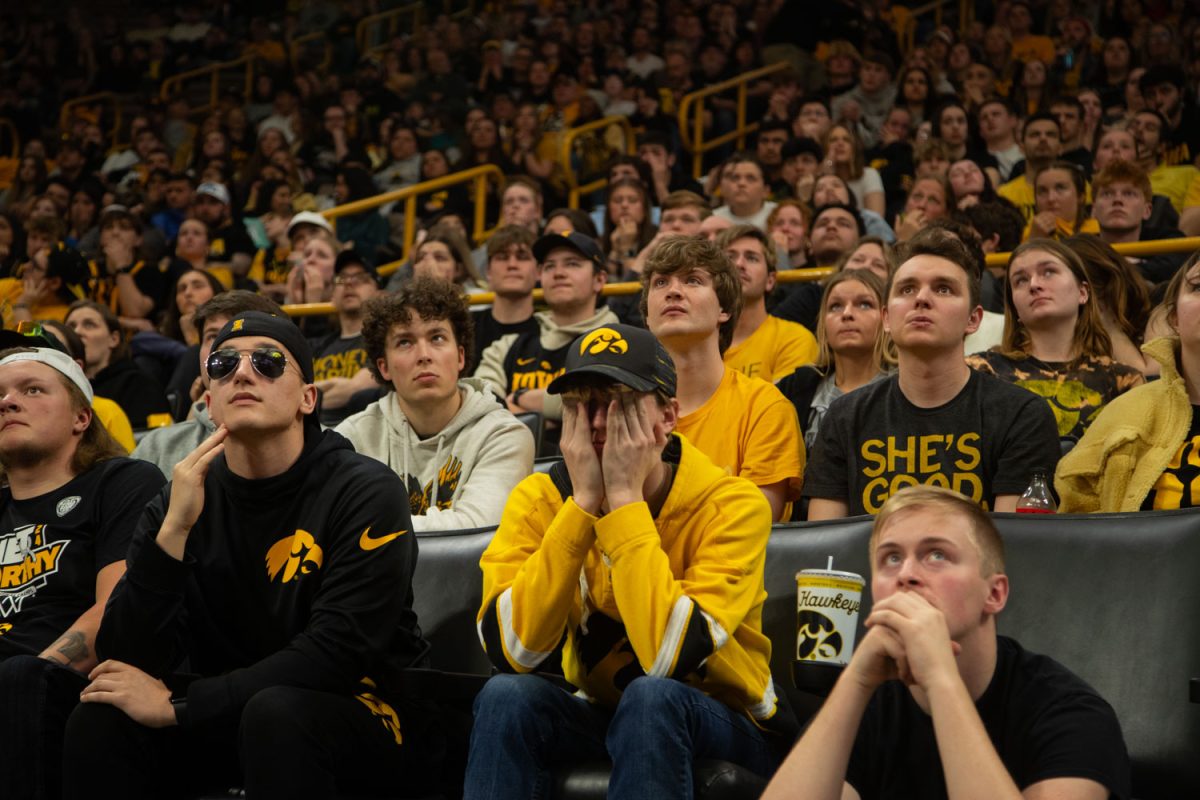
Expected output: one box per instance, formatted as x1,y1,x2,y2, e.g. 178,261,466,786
54,631,89,664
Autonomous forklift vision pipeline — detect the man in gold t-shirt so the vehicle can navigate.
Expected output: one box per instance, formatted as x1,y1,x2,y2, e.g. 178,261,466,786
641,236,803,521
718,225,817,382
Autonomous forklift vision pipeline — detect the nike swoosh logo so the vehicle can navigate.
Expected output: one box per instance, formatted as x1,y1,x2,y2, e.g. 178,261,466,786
359,526,409,551
516,357,535,365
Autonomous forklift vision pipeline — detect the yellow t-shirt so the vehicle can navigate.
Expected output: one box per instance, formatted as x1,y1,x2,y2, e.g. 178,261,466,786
92,396,135,454
723,314,818,383
1184,173,1200,210
1152,163,1200,213
999,175,1093,223
676,367,804,498
1021,216,1100,241
998,176,1036,221
1011,35,1055,65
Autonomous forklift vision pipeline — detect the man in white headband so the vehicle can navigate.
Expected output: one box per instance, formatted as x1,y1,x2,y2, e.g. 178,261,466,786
0,339,165,800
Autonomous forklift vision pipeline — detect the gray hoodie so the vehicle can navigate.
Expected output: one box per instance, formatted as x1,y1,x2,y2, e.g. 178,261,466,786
335,378,535,532
131,401,218,477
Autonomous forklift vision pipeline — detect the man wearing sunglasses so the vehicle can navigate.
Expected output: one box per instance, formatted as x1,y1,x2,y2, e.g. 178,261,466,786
64,311,439,799
0,336,164,800
467,324,796,800
132,291,282,476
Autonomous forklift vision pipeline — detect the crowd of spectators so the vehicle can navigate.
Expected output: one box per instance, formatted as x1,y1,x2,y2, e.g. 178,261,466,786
3,0,1200,797
0,0,1198,501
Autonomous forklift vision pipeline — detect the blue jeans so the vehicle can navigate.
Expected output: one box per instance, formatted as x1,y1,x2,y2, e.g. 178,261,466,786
464,674,780,800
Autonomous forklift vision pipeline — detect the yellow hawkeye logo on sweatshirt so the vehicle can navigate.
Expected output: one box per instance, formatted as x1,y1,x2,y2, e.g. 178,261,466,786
264,530,324,583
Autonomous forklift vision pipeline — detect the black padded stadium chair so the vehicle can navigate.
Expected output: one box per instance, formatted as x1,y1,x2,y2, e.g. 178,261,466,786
763,511,1200,798
513,411,544,457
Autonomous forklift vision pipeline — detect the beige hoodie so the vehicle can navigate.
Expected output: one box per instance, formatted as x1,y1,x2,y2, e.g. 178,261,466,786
335,378,535,532
473,306,621,421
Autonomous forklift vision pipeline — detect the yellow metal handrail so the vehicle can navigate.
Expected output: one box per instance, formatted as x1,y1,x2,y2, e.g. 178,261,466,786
0,119,18,159
289,31,332,74
59,92,125,149
894,0,973,53
356,2,424,56
559,115,636,209
445,0,476,21
321,163,505,264
159,55,257,117
281,236,1200,318
677,61,789,180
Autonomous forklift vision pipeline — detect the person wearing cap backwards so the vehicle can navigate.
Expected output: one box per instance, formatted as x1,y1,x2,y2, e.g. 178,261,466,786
0,337,164,800
474,230,619,427
63,311,439,799
466,323,797,800
193,181,258,290
641,236,803,522
311,249,383,426
250,210,334,302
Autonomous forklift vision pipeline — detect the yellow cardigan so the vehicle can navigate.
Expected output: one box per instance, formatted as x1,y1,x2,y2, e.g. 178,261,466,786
1055,337,1191,512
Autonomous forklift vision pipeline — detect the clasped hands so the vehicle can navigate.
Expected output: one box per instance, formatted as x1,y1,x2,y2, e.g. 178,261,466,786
848,591,964,695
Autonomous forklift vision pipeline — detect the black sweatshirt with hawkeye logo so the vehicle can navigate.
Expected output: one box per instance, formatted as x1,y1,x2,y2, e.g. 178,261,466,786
97,428,427,727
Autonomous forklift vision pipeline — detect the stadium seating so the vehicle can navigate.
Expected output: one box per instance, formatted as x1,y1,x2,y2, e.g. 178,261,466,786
411,509,1200,797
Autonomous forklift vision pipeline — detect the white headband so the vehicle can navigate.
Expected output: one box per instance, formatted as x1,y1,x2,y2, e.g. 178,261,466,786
0,348,93,404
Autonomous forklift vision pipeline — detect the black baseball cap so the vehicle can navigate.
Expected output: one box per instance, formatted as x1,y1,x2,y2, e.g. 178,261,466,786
532,230,605,271
335,249,382,287
783,137,823,161
211,311,315,384
547,324,677,398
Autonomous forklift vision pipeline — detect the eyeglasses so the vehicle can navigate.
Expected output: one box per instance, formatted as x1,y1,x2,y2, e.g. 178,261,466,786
333,273,375,286
206,347,290,381
561,384,636,405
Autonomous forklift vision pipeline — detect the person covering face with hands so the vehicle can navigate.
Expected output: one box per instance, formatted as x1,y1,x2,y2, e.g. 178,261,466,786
467,323,795,800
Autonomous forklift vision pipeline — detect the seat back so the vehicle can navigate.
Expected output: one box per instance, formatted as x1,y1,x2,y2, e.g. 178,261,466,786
412,527,496,675
993,510,1200,796
767,511,1200,797
513,411,544,456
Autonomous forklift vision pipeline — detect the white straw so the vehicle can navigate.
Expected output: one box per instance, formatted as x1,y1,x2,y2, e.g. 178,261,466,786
827,556,833,570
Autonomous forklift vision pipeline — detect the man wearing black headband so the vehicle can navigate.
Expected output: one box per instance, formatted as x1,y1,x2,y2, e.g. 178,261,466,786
467,324,796,800
64,311,439,799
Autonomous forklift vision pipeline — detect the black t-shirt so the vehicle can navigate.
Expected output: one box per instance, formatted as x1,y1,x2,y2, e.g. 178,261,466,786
1140,404,1200,511
311,332,370,426
207,222,258,261
846,636,1131,799
0,458,165,657
93,358,172,429
470,309,537,373
802,371,1061,514
1162,107,1200,168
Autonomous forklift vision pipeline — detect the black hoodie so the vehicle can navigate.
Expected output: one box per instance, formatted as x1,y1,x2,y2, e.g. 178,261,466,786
97,428,426,727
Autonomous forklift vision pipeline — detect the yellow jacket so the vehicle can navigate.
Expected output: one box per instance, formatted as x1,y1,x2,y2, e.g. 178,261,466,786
1055,337,1190,512
477,434,791,733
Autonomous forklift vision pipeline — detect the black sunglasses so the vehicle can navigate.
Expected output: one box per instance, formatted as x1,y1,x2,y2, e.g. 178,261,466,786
206,347,289,381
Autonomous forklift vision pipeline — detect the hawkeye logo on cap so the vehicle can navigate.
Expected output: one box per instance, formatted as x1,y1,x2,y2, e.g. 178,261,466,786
231,319,245,332
579,328,628,357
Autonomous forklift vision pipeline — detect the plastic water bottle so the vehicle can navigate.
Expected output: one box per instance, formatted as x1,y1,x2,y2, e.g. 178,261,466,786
1016,471,1057,514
